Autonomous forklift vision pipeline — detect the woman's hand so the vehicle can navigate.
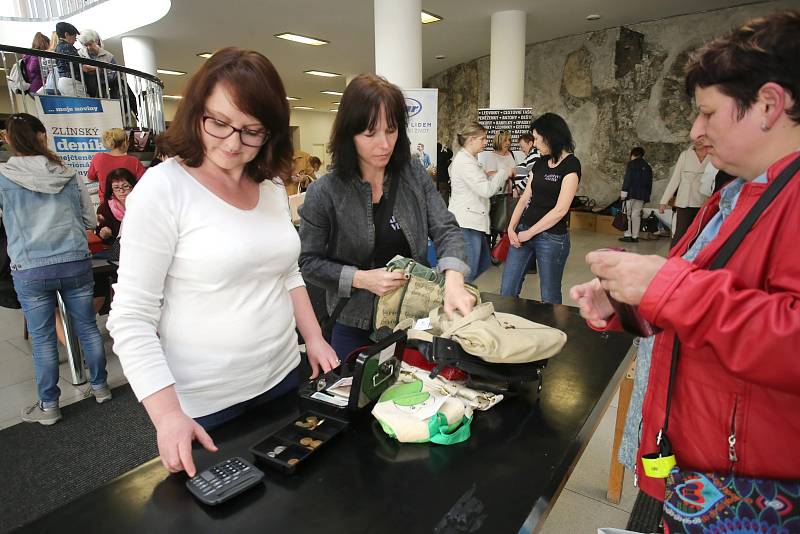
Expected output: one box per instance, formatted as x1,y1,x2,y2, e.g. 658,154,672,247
443,270,476,319
658,204,667,214
152,409,218,477
305,336,340,379
353,268,407,297
569,278,614,328
508,228,521,248
98,226,113,240
586,250,667,306
516,228,535,244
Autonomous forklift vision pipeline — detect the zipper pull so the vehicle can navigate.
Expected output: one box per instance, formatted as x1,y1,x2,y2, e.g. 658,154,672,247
728,433,738,463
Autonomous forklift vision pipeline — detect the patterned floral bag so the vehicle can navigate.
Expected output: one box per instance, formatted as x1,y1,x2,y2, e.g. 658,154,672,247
663,468,800,533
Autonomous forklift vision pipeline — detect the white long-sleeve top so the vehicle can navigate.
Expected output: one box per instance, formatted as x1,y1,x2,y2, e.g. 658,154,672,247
107,158,303,418
659,147,711,208
448,149,507,233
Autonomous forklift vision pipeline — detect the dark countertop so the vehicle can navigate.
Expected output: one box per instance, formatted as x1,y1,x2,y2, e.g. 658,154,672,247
19,294,634,534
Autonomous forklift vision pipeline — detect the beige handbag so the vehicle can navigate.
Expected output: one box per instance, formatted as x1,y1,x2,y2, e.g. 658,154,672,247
398,302,567,364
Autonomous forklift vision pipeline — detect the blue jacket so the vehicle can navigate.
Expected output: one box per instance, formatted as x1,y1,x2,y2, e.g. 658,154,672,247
0,156,96,271
621,157,653,202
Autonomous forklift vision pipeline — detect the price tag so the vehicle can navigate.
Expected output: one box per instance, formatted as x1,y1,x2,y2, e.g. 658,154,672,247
413,317,432,331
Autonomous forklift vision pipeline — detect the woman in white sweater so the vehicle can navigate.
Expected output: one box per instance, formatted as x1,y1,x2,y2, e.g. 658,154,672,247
659,139,711,247
448,122,511,282
107,48,338,477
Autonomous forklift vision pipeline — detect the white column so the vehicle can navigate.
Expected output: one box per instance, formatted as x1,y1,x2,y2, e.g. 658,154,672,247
490,10,526,108
374,0,422,88
121,36,156,76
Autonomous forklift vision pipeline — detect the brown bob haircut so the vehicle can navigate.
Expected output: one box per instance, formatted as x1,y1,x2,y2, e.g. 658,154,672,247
162,47,293,183
328,73,410,180
685,10,800,124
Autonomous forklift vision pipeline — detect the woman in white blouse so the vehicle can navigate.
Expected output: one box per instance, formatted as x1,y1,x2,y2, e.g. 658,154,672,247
108,48,338,477
448,122,512,282
659,138,711,247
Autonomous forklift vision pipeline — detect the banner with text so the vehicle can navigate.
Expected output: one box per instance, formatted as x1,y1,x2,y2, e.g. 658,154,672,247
35,95,123,207
403,88,438,176
477,108,534,154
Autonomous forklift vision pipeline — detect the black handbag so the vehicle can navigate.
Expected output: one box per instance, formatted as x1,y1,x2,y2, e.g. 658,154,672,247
640,212,660,234
489,192,518,233
644,155,800,532
612,202,628,231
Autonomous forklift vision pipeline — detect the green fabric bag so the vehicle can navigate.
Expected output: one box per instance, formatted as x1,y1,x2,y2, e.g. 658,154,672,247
374,256,481,331
371,380,472,445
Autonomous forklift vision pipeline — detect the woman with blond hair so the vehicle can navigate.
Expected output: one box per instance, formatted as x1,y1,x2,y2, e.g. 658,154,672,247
87,128,145,200
448,122,511,282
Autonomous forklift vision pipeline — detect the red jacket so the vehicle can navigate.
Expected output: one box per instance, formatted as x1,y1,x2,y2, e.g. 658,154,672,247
623,152,800,500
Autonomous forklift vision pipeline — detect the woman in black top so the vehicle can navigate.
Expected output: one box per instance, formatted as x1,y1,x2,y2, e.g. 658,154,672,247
500,113,580,303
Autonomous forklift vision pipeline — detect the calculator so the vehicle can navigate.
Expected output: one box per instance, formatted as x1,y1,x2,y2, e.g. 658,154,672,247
185,457,265,505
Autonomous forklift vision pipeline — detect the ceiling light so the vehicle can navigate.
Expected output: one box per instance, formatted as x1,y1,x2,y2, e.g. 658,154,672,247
331,101,340,105
293,106,315,110
321,90,343,96
157,69,186,76
197,52,213,59
286,96,300,101
421,11,442,24
586,14,601,21
434,55,446,60
304,70,341,78
163,95,183,99
274,33,329,46
329,109,339,112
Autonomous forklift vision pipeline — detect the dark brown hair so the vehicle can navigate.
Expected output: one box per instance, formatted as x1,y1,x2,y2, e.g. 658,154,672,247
685,10,800,123
162,47,292,183
5,113,62,166
104,168,137,201
518,132,534,144
328,73,410,180
31,32,50,50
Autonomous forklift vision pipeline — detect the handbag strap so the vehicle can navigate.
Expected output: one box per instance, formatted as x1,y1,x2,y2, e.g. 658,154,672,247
658,154,800,453
372,170,401,267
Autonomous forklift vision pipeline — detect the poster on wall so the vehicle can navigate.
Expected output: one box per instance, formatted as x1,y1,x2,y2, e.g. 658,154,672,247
403,88,438,176
476,108,534,154
35,95,123,208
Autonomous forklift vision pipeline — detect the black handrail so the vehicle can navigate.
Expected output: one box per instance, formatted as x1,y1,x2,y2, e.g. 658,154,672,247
0,43,164,87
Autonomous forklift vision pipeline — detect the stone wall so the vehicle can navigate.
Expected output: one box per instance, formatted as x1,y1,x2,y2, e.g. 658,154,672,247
425,1,796,207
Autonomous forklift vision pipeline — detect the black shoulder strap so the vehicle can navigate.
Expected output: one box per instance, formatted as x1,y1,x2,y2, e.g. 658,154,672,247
659,154,800,450
372,170,401,258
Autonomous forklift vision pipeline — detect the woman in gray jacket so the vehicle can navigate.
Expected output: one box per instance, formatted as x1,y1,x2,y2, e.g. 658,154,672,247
299,74,474,360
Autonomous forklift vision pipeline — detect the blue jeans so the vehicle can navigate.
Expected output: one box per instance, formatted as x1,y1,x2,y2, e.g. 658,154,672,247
500,225,570,303
13,270,108,406
331,322,372,362
195,367,300,431
462,228,491,283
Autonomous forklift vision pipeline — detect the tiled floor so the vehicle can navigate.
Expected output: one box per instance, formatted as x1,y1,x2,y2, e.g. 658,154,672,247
0,228,669,532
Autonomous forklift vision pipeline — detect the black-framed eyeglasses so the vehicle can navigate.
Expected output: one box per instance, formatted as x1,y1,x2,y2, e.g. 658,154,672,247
202,116,270,147
111,183,133,193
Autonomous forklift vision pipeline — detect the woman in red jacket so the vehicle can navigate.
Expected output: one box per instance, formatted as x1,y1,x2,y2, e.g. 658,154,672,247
571,10,800,505
87,128,145,200
95,167,137,243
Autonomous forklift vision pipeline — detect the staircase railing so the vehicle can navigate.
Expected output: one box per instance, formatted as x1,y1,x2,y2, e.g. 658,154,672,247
1,43,166,133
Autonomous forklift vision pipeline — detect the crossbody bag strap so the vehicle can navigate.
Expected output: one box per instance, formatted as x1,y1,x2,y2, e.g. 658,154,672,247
658,153,800,452
372,171,401,267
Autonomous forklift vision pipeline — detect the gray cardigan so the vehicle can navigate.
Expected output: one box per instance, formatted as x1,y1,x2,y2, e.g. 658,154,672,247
299,160,469,330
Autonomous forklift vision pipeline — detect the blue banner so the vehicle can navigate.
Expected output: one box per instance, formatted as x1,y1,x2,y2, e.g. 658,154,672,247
39,95,104,115
53,136,106,152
